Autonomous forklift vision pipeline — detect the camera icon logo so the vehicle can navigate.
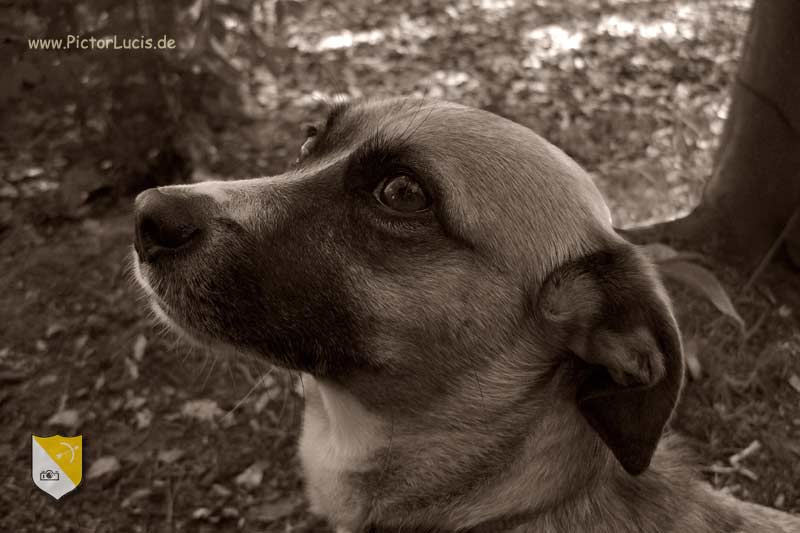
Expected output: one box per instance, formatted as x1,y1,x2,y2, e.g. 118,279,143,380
32,435,82,499
39,469,60,481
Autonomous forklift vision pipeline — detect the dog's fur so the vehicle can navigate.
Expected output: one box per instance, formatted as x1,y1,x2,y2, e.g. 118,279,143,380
133,97,800,532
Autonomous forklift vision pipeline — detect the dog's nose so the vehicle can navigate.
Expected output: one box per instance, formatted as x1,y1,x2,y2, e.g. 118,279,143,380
134,188,204,262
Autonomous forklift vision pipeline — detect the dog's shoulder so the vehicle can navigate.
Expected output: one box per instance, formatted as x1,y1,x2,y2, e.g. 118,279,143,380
650,437,800,533
711,491,800,533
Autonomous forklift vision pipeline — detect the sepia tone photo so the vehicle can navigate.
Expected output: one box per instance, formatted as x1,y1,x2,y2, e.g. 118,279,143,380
2,0,799,531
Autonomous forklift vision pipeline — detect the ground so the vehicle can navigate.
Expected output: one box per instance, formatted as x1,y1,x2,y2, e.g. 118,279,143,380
1,0,798,531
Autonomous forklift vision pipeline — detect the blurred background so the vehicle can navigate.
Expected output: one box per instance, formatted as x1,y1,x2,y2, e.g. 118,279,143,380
1,0,799,531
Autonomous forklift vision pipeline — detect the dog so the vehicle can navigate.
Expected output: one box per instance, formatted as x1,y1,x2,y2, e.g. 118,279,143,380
132,97,800,532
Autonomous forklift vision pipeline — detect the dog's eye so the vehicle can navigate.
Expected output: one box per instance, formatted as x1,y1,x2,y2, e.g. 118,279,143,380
374,175,430,213
296,124,319,163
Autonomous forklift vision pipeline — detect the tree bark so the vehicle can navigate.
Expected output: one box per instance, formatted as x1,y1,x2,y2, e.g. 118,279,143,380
703,0,800,259
630,0,800,265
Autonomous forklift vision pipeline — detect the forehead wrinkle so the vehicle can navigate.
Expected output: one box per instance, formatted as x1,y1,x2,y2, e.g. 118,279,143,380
383,107,610,282
326,98,613,280
340,101,474,164
336,98,458,143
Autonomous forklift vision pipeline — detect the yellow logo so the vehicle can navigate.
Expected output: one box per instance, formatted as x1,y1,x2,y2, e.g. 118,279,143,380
32,435,82,499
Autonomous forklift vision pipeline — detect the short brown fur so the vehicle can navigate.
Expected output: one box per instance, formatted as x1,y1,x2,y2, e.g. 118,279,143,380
133,97,800,532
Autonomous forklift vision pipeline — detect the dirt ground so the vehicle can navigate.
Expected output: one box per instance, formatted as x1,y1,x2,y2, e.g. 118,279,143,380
2,0,799,531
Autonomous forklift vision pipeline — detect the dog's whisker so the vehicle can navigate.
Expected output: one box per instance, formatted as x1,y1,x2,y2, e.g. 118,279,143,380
399,100,439,146
318,63,346,101
297,371,305,400
201,353,220,391
225,359,238,393
241,353,260,384
191,349,210,386
275,368,294,427
222,368,273,421
394,96,428,146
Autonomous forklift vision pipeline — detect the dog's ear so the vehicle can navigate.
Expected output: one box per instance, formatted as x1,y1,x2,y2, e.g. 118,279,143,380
535,244,684,475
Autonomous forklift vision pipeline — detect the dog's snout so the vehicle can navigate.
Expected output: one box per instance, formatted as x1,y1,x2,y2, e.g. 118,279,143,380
134,188,204,262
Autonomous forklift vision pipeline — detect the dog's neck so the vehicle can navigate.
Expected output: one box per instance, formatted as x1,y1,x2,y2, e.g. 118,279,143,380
419,405,711,533
298,374,733,533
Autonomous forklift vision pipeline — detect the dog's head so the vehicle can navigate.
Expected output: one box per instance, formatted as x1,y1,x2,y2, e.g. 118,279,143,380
133,97,683,476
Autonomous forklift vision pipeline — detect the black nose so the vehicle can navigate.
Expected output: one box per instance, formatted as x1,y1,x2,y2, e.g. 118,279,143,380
134,188,204,262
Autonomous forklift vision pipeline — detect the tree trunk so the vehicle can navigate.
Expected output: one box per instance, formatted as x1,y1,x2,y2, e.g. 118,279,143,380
630,0,800,266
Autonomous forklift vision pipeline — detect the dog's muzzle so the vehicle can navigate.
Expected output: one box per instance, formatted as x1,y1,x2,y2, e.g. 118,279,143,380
134,188,205,262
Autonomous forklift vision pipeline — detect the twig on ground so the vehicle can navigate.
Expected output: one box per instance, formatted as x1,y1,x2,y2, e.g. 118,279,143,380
743,307,770,340
729,440,761,466
703,464,736,475
702,440,762,484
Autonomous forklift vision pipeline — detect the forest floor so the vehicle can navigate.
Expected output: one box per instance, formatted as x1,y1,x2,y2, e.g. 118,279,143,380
2,0,799,532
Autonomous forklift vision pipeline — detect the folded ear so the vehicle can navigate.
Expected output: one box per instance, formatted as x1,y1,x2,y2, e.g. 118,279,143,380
536,244,684,475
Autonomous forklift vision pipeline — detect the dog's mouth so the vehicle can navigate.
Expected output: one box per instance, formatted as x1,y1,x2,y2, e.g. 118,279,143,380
132,248,253,361
132,250,193,337
130,185,263,352
130,234,347,376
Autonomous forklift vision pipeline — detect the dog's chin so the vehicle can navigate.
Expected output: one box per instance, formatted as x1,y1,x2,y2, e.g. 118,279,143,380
131,250,304,372
132,250,237,355
131,249,342,376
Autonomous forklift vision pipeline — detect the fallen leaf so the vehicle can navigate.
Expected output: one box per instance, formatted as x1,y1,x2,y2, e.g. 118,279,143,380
192,507,212,520
74,334,90,352
221,507,239,518
251,499,297,522
259,373,277,390
0,184,19,199
87,456,120,480
125,357,139,380
124,393,147,410
235,462,264,490
157,448,185,464
47,409,80,427
181,399,224,423
211,483,233,498
122,487,152,508
132,334,147,362
38,374,58,386
135,408,153,430
220,411,237,428
25,167,45,178
775,494,786,508
45,323,65,338
657,260,745,330
253,391,271,414
788,374,800,395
